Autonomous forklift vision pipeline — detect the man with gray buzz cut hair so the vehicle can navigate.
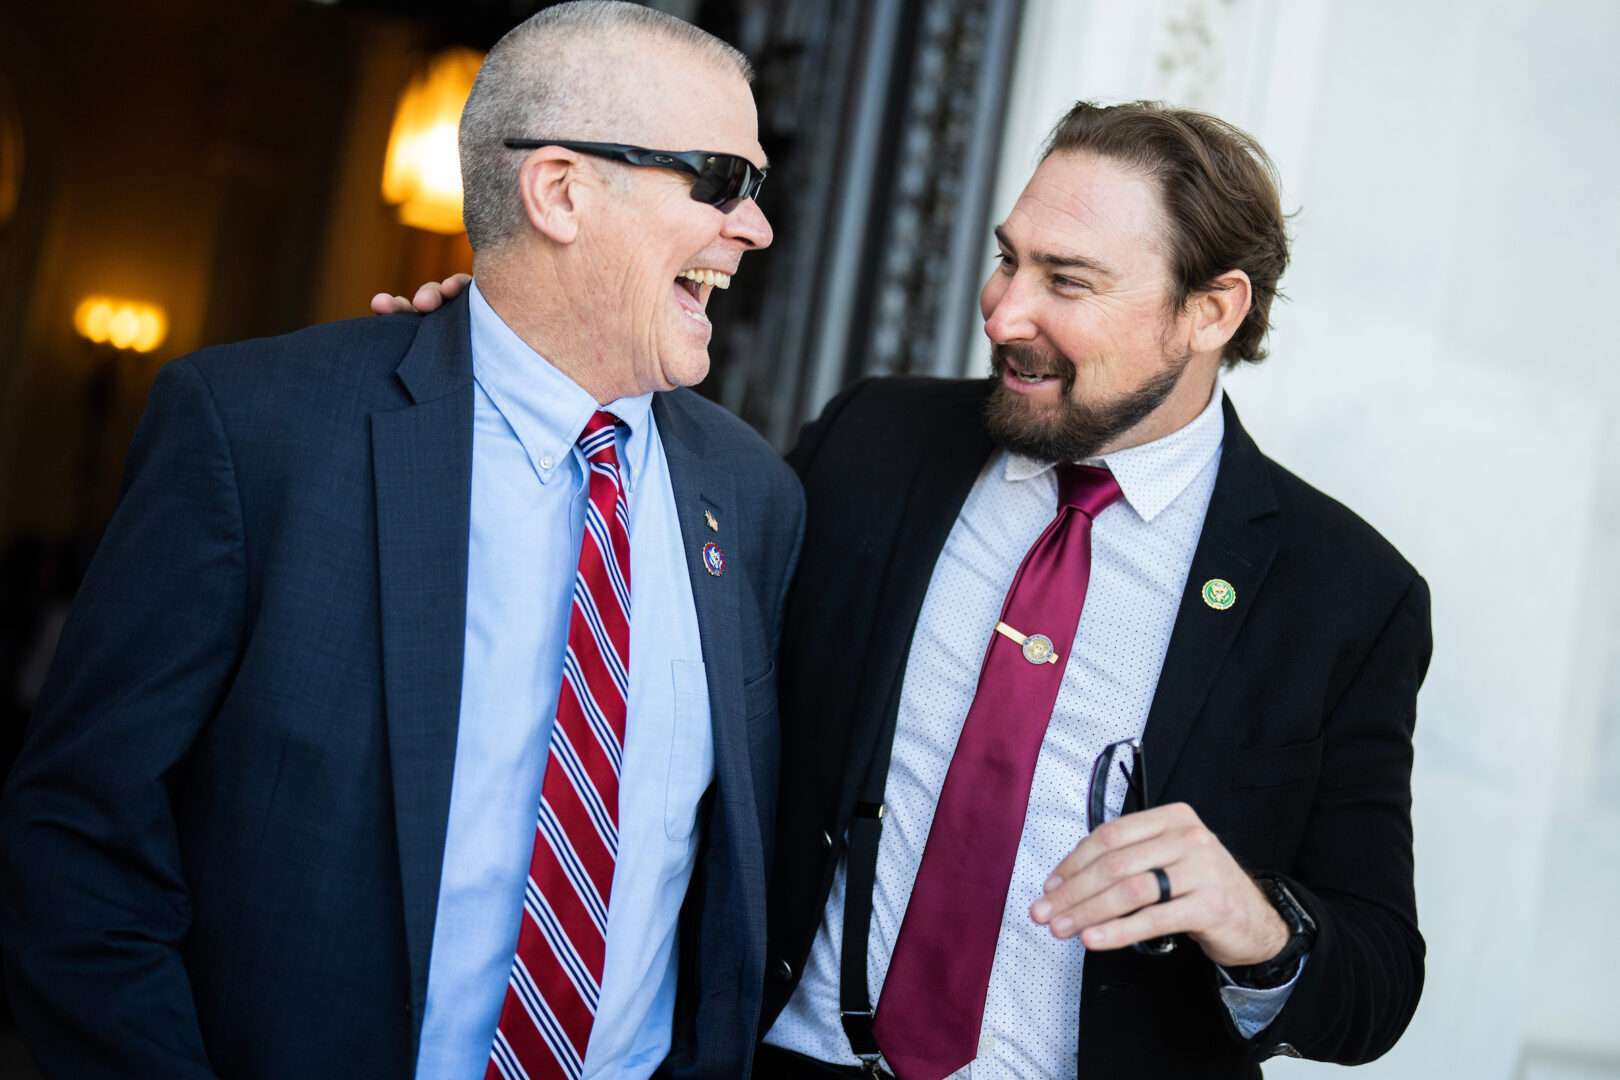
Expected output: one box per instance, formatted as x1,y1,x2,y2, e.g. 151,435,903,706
3,3,790,1079
460,0,753,250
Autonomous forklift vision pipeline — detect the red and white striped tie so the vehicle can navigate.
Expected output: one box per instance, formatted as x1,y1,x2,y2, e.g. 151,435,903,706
488,411,632,1080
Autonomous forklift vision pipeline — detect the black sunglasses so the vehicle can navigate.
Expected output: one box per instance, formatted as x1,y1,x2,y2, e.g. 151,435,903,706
1087,738,1178,956
502,138,767,209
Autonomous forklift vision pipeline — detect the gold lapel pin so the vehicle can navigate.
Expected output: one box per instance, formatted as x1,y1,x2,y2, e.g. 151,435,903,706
1201,578,1236,611
704,509,719,532
995,621,1060,665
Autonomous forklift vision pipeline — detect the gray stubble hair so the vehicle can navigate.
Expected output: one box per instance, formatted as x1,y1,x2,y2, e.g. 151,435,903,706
458,0,753,251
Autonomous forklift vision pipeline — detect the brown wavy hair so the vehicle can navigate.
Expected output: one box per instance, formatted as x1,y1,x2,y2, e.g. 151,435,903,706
1043,101,1290,366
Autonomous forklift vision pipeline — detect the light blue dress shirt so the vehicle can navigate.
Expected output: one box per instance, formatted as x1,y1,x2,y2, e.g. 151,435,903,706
416,282,713,1079
767,383,1299,1073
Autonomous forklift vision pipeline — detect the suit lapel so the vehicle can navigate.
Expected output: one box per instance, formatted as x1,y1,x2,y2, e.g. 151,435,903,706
839,383,996,818
371,294,475,1027
1141,397,1280,804
652,392,755,910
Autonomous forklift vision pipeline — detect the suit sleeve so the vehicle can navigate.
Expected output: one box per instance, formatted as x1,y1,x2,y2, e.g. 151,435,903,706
1243,573,1433,1064
1,357,245,1079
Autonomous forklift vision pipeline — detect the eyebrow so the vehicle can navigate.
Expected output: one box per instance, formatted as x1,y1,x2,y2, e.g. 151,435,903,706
994,225,1115,277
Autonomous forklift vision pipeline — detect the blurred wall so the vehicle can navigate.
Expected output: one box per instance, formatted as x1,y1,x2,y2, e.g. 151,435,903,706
0,5,353,542
0,4,472,550
988,1,1620,1077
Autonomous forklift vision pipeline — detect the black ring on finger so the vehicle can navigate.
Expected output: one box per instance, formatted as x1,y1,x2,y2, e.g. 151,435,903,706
1151,867,1172,905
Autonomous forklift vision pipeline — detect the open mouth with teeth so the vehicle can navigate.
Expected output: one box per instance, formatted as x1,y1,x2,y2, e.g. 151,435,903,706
1002,355,1060,386
672,267,733,329
994,348,1079,401
677,267,732,292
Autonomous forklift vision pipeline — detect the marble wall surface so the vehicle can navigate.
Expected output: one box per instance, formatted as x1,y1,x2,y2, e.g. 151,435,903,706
986,2,1620,1076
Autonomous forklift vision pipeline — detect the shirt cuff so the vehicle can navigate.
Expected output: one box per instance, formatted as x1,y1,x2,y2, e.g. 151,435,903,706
1217,954,1307,1039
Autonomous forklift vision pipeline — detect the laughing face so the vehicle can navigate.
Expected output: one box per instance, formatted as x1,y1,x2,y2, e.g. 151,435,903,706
570,43,772,398
979,151,1204,462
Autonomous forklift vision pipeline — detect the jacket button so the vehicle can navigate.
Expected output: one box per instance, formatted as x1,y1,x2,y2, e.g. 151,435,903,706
820,830,833,850
776,959,794,981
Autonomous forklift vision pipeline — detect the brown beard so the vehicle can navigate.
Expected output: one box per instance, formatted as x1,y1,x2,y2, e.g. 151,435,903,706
984,342,1190,462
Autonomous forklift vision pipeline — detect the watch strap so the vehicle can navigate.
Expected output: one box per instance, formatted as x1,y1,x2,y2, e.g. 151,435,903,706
1225,875,1316,988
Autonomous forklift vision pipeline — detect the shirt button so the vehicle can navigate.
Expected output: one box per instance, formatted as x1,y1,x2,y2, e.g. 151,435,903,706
539,454,554,471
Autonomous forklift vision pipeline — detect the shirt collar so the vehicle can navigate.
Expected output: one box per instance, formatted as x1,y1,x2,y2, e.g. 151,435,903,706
1002,379,1226,522
468,278,654,491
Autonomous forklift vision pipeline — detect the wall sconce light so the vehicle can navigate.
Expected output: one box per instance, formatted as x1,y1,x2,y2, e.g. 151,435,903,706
381,47,485,235
73,295,169,354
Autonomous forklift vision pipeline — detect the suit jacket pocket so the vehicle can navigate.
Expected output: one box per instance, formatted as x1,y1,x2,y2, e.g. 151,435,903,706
1233,735,1323,789
667,659,716,840
742,661,776,720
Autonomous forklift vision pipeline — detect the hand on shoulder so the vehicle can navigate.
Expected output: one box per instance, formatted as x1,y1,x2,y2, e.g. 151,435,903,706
368,273,472,315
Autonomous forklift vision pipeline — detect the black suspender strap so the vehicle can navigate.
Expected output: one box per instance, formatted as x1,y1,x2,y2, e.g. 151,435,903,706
839,801,885,1068
839,704,901,1075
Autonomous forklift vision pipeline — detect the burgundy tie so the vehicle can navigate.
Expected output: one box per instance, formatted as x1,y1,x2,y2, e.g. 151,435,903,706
488,412,631,1080
872,464,1122,1080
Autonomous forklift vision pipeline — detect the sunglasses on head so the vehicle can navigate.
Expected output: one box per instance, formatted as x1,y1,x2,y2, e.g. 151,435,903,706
503,138,768,209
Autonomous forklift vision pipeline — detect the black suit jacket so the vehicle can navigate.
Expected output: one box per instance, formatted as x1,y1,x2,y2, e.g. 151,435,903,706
763,376,1431,1076
1,292,805,1079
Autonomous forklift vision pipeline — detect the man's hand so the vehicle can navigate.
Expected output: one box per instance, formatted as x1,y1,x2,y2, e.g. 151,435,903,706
1029,802,1288,967
369,272,472,315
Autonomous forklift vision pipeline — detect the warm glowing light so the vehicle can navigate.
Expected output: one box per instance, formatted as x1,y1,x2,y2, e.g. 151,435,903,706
0,95,20,228
382,48,484,235
74,296,169,353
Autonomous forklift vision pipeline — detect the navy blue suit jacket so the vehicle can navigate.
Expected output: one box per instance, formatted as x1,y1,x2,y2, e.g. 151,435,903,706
1,293,804,1079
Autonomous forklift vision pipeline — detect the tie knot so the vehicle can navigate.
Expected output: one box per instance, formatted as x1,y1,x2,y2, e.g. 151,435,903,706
1056,463,1121,519
578,410,621,459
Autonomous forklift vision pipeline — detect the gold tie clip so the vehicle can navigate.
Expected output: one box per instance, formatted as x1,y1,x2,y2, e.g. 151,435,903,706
995,621,1060,665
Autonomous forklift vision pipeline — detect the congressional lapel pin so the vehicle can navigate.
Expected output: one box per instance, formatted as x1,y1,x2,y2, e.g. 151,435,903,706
701,541,726,577
704,509,719,532
1201,578,1236,611
994,621,1060,665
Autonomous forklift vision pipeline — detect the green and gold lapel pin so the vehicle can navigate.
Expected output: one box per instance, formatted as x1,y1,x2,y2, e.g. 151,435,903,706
1201,578,1236,611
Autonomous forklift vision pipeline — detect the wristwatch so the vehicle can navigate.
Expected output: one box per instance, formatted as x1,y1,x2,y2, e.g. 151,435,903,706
1224,875,1317,989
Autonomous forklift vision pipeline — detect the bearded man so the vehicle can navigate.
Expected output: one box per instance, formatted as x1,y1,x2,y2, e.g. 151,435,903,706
756,101,1431,1077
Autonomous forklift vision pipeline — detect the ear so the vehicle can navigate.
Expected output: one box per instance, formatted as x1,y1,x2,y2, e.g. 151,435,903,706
1186,269,1252,356
515,147,587,245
